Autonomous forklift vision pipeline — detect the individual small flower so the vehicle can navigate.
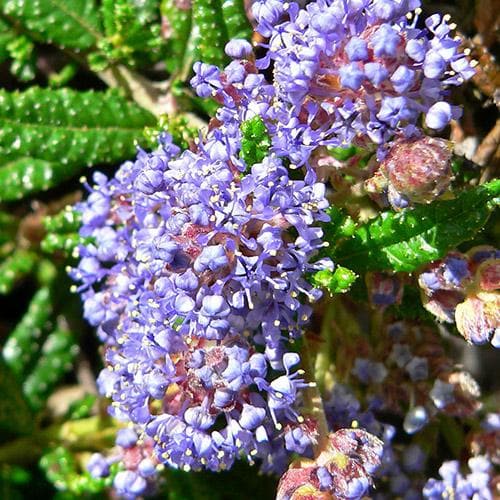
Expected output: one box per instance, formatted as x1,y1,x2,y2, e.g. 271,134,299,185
403,406,429,434
225,39,253,59
352,358,388,385
366,272,404,308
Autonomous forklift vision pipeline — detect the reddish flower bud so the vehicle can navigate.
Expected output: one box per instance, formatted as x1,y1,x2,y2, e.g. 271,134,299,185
277,460,329,500
455,292,500,347
366,272,404,308
370,137,453,209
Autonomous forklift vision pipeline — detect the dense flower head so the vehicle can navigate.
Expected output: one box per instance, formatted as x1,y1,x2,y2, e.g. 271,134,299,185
252,0,474,159
87,428,162,499
423,456,494,499
73,124,331,473
418,247,500,347
276,428,384,500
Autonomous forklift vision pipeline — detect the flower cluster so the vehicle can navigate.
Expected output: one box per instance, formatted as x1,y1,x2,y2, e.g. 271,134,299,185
423,456,495,499
73,116,332,473
71,0,482,497
252,0,474,161
276,428,384,499
87,428,162,499
418,246,500,347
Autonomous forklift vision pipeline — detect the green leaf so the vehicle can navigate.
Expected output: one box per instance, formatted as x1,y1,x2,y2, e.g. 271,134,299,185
321,206,356,249
145,114,199,150
40,233,84,255
23,327,79,411
95,0,164,69
0,251,37,294
3,287,53,377
161,0,192,74
222,0,252,40
0,158,75,202
1,0,102,50
0,87,155,200
0,359,33,437
43,207,81,234
240,115,271,167
311,266,358,294
192,0,229,67
327,145,359,161
333,180,500,272
0,18,16,62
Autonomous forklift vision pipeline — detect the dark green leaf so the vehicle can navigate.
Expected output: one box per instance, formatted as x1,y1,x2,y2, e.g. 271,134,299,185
23,327,78,411
222,0,252,40
333,180,500,272
3,287,53,377
0,251,37,294
0,360,33,437
161,0,192,74
1,0,102,50
192,0,229,67
0,87,155,200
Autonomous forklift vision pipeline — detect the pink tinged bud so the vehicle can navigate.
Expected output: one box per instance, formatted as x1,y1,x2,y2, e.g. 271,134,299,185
381,137,453,205
455,292,500,346
476,259,500,292
420,289,464,322
366,272,404,308
276,462,328,500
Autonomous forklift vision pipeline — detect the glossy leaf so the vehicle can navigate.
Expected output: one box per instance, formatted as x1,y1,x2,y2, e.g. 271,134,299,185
192,0,228,67
0,87,155,200
240,115,271,167
0,251,37,294
40,233,84,255
222,0,252,40
23,327,79,411
3,287,53,377
334,180,500,272
0,158,76,202
161,0,192,74
0,0,102,50
43,207,81,234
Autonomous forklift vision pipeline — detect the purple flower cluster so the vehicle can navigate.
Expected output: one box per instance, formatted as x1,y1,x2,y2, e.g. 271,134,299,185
276,427,384,500
418,246,500,347
251,0,474,160
73,117,331,473
423,456,494,499
87,428,161,499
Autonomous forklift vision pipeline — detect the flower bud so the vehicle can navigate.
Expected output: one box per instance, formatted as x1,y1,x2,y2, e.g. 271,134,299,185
379,137,453,207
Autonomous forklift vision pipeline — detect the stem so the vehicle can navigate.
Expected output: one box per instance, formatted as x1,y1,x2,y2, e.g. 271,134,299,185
98,65,208,132
302,331,330,457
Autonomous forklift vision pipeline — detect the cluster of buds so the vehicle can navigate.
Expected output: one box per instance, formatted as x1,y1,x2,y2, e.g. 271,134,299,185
276,428,383,500
365,136,454,210
343,321,482,435
87,428,162,499
418,246,500,347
